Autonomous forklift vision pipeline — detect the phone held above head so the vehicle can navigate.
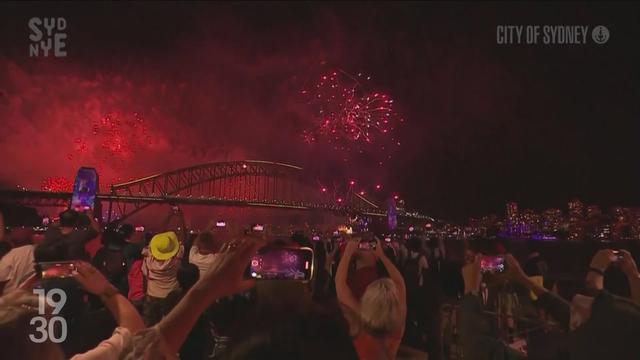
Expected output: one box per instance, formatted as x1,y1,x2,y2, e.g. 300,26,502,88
245,246,314,282
70,167,98,212
35,261,77,279
480,255,507,274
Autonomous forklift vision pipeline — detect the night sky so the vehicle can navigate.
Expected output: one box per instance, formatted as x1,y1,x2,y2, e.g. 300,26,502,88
1,2,639,222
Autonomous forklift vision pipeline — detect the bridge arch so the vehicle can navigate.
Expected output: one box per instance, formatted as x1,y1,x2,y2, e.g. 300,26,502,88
108,160,380,221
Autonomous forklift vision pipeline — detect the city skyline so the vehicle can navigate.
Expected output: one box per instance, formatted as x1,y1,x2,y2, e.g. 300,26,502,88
463,198,640,242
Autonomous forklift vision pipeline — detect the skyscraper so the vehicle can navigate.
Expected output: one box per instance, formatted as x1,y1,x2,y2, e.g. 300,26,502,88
506,202,519,236
568,198,585,241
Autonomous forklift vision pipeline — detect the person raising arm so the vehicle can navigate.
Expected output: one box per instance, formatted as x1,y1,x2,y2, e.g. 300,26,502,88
336,235,406,360
373,237,406,321
335,236,362,320
616,250,640,304
73,262,145,334
157,236,264,355
71,262,145,359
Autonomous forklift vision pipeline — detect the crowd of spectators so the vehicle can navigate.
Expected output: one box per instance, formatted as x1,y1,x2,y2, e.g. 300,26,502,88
0,207,639,360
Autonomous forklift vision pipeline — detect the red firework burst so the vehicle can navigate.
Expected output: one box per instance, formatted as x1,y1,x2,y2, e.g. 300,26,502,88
301,70,402,160
41,176,73,192
92,112,151,164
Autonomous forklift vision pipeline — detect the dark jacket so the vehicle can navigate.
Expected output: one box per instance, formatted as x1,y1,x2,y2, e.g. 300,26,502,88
537,290,640,360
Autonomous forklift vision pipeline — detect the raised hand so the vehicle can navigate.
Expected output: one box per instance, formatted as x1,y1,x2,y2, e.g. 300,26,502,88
590,249,616,272
194,236,266,301
618,250,639,278
73,262,116,297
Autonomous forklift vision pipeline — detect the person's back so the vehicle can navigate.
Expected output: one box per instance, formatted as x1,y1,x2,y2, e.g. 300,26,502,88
143,232,184,297
0,244,34,294
189,231,219,275
353,278,405,359
142,231,184,325
93,246,128,292
162,263,209,360
566,291,640,360
402,252,423,292
40,210,98,262
143,248,183,297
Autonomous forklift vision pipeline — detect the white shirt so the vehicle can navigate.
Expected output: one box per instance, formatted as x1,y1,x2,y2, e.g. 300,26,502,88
188,245,217,275
0,245,34,293
71,327,132,360
142,245,184,298
409,251,429,287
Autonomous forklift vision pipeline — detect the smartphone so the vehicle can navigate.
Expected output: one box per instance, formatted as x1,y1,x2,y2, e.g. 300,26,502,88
480,255,506,274
42,217,50,226
135,225,145,232
216,221,226,228
358,241,377,250
612,250,625,262
252,224,264,232
36,262,77,279
246,246,314,281
312,235,320,241
71,167,98,212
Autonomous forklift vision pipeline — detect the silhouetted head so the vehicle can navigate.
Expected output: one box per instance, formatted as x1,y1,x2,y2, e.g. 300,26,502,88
59,209,79,228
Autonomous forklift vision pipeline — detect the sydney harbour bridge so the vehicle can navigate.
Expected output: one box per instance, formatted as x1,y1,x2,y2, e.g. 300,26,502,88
0,160,433,223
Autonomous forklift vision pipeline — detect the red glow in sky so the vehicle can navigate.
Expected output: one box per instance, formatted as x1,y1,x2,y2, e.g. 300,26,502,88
41,176,73,192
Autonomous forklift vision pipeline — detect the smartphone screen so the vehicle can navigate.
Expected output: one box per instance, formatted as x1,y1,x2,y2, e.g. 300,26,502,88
135,226,145,232
612,250,624,262
480,255,506,274
246,246,314,281
216,221,226,228
36,262,77,279
252,224,264,232
358,241,376,250
71,167,98,212
312,235,320,241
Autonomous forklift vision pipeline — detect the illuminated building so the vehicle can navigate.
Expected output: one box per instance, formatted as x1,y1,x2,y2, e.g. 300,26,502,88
506,202,519,236
542,208,562,234
585,205,603,240
522,209,540,235
568,198,585,241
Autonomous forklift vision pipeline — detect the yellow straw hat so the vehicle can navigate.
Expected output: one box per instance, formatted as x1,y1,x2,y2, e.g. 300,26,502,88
149,231,180,260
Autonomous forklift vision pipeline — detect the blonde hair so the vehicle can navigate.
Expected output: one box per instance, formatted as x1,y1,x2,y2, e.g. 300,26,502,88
360,278,401,336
